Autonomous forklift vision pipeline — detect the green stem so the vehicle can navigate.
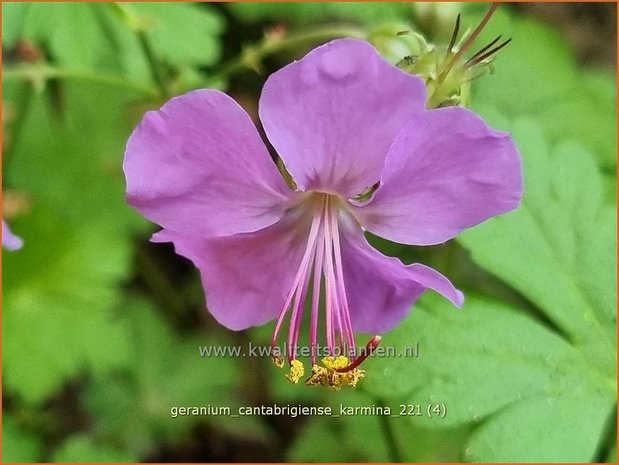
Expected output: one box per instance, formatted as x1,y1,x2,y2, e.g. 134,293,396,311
378,400,403,462
3,81,34,174
3,65,158,98
137,30,170,98
207,24,366,85
136,246,188,320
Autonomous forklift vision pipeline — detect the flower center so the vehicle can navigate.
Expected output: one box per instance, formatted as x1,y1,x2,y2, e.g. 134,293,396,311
270,192,380,389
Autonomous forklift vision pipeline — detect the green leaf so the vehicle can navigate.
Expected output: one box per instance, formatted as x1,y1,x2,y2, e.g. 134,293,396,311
287,389,470,462
460,120,615,346
4,3,224,85
607,442,617,463
84,297,243,456
471,17,577,115
287,417,349,462
455,122,615,461
538,74,617,170
365,294,577,420
287,390,390,462
3,205,132,404
2,3,29,46
3,83,139,404
362,119,615,461
1,415,43,462
471,16,617,170
52,435,137,462
4,82,146,233
128,3,224,68
363,292,615,461
5,4,123,70
228,2,412,25
464,391,612,462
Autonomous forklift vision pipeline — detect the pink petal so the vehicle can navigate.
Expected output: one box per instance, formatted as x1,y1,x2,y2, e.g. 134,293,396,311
339,223,463,334
2,220,23,251
151,212,312,331
259,38,426,198
353,107,523,245
124,89,295,238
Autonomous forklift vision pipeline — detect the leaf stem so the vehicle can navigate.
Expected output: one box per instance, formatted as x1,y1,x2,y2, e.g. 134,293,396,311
378,399,403,462
3,65,158,98
136,245,188,320
207,24,366,85
3,81,34,174
136,30,170,98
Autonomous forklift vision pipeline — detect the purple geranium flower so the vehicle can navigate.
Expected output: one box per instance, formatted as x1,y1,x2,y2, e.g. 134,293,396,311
124,39,522,388
2,219,23,251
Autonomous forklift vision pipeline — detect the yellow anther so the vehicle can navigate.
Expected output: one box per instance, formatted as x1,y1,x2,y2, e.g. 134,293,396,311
304,357,366,390
321,355,350,370
305,364,328,387
342,368,365,388
272,355,285,368
286,359,305,384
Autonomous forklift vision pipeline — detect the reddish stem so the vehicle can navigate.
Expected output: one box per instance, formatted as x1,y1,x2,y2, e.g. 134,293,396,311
336,335,382,373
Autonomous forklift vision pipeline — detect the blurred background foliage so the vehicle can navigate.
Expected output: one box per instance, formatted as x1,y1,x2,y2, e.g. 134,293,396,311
2,2,616,462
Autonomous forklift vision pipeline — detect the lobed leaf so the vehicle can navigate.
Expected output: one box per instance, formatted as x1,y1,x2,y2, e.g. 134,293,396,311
362,118,616,461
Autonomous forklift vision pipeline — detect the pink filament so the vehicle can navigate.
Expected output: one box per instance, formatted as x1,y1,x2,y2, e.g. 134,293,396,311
310,229,324,365
271,208,322,351
329,201,356,356
271,194,360,366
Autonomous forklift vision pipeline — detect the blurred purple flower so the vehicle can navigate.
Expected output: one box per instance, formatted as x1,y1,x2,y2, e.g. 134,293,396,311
2,219,23,251
124,39,522,386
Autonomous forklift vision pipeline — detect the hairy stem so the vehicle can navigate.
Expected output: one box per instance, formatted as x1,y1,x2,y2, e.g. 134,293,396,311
206,24,365,85
3,65,158,98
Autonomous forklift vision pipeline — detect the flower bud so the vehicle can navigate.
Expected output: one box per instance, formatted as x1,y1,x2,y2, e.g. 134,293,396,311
367,22,430,64
398,44,473,108
377,4,509,109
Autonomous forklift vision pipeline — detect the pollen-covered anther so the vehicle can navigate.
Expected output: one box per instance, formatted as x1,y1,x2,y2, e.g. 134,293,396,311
272,355,285,368
286,359,305,384
305,364,328,387
335,334,382,373
343,369,365,388
323,355,350,370
304,356,366,390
